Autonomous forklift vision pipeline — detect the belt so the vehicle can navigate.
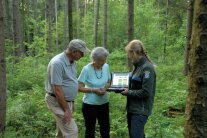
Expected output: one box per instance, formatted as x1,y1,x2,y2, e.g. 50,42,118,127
47,93,74,103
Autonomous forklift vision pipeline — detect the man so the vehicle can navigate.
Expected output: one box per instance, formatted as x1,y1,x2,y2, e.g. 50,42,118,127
45,39,90,138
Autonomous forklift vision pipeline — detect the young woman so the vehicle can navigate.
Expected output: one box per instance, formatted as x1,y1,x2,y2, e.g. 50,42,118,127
121,40,156,138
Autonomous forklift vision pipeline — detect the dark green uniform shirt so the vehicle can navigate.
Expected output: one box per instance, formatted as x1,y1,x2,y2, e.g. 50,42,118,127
127,56,156,116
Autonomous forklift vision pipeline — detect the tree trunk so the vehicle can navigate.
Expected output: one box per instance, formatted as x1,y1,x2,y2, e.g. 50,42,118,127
2,0,10,39
163,0,168,61
0,0,7,132
183,0,194,76
63,0,68,49
26,0,31,43
103,0,107,48
68,0,73,41
33,0,38,36
184,0,207,137
55,0,58,47
94,0,100,47
46,0,52,52
75,0,80,38
128,0,134,70
13,0,24,62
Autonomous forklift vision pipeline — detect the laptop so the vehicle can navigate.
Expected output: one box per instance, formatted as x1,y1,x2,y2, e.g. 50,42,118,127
107,72,130,93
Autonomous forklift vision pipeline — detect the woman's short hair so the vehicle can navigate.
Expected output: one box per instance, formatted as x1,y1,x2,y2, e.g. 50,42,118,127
91,47,109,60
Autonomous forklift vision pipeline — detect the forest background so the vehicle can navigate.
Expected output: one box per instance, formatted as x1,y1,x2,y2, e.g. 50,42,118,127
1,0,188,137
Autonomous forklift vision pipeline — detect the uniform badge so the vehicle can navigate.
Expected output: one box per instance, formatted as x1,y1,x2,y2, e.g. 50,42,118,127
144,71,150,79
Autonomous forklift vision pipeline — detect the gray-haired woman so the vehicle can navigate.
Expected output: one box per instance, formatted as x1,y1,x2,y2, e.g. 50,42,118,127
78,47,111,138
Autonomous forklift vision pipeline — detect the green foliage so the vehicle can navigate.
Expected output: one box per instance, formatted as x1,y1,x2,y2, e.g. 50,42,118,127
4,0,188,137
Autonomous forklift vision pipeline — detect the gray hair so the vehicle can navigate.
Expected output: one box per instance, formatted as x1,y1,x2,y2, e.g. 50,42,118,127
91,47,109,60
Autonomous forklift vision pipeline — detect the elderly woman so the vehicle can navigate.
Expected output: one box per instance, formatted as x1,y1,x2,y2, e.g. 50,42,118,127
78,47,111,138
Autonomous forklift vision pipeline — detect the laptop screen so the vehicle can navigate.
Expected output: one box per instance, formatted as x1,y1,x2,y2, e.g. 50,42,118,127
110,72,130,88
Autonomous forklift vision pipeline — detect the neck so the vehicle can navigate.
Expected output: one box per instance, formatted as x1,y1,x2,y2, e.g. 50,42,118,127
132,56,142,63
92,63,102,70
65,50,74,63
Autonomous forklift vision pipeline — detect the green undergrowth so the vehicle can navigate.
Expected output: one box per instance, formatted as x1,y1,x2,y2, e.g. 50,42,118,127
2,51,187,138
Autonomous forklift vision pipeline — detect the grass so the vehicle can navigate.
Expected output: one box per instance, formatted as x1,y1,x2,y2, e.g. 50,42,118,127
1,51,187,138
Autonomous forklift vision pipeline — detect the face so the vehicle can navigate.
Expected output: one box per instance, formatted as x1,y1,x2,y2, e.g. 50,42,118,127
127,50,140,63
73,51,84,61
93,58,106,69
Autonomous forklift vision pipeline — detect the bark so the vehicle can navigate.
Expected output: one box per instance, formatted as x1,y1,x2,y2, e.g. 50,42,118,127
94,0,100,47
103,0,107,48
0,0,7,132
184,0,207,137
128,0,134,70
163,0,168,61
26,0,30,43
68,0,73,41
33,0,38,36
183,0,194,76
63,0,68,49
46,0,52,52
13,0,24,62
55,0,58,47
75,0,80,38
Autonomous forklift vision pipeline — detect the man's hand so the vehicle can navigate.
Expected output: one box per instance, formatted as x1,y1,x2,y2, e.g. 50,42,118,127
62,109,72,124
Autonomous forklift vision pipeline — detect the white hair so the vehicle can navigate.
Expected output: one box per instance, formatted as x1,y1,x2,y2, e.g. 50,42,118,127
91,47,109,60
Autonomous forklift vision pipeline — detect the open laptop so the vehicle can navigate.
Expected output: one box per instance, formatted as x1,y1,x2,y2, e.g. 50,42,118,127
107,72,130,92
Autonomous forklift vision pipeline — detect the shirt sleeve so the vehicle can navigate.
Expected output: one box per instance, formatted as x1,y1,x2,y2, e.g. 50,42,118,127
78,66,88,84
106,64,111,81
127,66,156,98
50,62,63,85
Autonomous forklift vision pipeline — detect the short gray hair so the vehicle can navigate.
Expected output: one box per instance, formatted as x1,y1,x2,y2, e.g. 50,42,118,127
91,47,109,60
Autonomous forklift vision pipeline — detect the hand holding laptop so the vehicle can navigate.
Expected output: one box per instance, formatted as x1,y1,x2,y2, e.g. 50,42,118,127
96,88,106,96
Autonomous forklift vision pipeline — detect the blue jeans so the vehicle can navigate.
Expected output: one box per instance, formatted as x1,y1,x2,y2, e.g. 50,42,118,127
82,102,110,138
127,113,148,138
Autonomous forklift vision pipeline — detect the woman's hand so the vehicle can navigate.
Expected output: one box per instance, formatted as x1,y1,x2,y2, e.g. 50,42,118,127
121,88,128,96
95,88,106,96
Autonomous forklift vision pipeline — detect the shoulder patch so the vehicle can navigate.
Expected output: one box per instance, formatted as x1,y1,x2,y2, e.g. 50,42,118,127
144,71,150,79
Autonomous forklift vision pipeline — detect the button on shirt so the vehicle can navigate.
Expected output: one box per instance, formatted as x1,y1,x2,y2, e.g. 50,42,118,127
45,52,78,101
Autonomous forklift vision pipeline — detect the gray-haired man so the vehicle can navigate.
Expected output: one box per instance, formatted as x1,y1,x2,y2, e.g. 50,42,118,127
45,39,90,138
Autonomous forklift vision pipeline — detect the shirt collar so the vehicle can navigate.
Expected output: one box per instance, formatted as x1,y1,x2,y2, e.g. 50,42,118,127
63,52,74,66
133,56,147,67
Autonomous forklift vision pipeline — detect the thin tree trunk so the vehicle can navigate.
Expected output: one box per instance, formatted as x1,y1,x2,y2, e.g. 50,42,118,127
94,0,100,47
2,0,10,39
63,0,68,48
128,0,134,70
103,0,107,48
184,0,207,137
33,0,38,36
0,0,7,133
83,0,87,40
26,0,30,43
21,0,25,46
55,0,58,47
75,0,80,38
13,0,24,62
163,0,168,61
46,0,52,52
68,0,73,41
183,0,194,76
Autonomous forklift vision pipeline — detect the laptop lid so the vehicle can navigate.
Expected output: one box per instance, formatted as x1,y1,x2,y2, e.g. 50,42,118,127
110,72,130,88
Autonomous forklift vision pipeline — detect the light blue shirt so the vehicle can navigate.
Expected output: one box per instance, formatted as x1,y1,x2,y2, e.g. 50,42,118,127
45,52,78,101
78,63,111,105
